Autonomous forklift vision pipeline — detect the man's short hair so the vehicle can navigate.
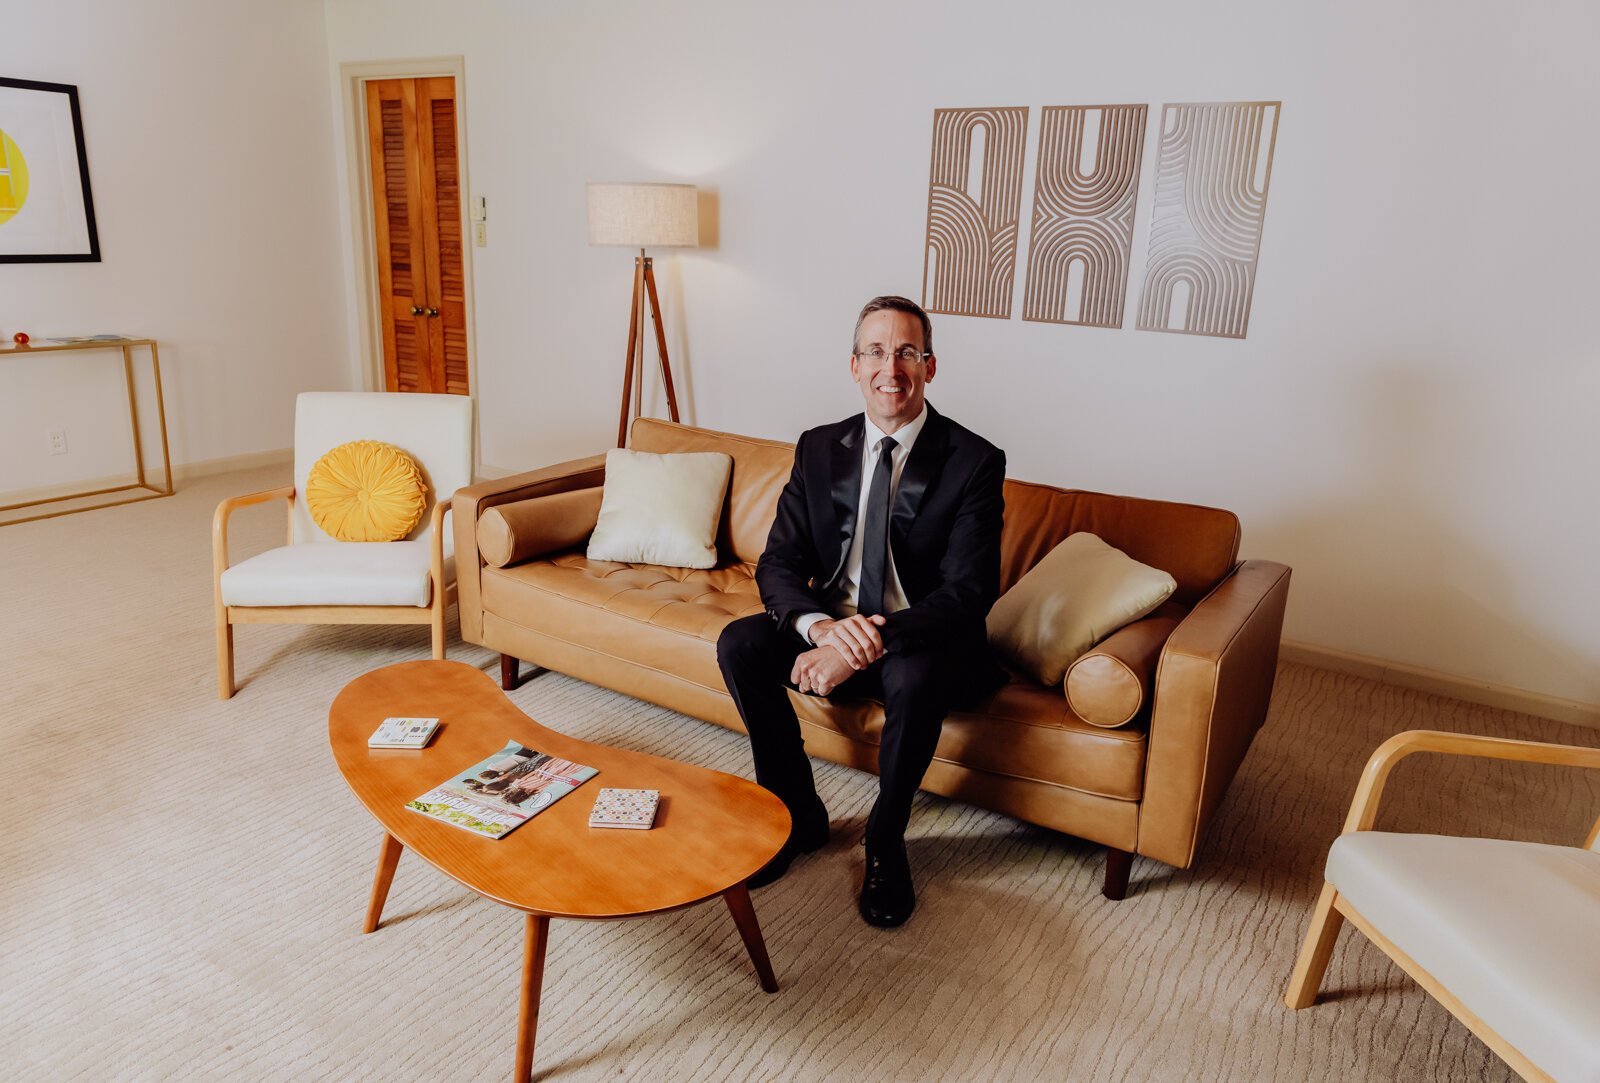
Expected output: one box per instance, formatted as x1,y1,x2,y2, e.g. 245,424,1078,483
852,295,934,357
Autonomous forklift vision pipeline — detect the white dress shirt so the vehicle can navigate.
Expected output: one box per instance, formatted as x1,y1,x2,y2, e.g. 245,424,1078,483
794,406,929,644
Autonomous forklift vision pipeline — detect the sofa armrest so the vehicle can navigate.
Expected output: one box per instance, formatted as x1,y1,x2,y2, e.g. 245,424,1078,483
452,454,607,643
1137,559,1292,867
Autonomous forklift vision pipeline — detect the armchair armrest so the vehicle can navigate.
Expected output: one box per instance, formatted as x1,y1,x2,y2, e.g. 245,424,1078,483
212,486,295,583
1138,559,1292,867
452,453,608,643
1342,729,1600,846
428,496,452,600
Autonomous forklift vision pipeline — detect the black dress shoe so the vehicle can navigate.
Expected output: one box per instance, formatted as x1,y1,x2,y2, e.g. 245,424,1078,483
858,845,915,927
748,797,829,889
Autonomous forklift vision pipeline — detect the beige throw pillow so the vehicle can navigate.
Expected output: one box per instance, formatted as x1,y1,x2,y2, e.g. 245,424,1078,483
987,532,1178,686
586,449,733,569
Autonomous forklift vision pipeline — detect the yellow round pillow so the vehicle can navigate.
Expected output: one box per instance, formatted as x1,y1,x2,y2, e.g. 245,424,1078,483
305,440,428,542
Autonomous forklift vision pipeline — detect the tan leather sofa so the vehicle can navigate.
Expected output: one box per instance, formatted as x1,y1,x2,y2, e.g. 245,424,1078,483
454,419,1292,898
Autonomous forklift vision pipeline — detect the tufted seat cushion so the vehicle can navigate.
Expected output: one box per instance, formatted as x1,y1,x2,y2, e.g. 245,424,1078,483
480,550,1148,805
481,554,764,697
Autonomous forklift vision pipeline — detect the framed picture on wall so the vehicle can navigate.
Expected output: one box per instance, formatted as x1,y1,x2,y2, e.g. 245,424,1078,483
0,76,101,263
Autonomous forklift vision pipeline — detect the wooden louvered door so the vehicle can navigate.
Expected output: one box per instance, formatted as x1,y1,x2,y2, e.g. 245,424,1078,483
365,77,469,395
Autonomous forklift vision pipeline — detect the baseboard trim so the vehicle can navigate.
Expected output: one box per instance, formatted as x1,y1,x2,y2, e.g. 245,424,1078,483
0,449,293,506
1280,639,1600,730
173,448,293,482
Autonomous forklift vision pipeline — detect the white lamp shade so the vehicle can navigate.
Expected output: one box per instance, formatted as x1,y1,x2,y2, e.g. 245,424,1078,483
586,182,699,247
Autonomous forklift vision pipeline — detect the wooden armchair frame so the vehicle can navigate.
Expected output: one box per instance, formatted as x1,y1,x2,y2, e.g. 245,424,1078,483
1286,729,1600,1082
212,487,455,699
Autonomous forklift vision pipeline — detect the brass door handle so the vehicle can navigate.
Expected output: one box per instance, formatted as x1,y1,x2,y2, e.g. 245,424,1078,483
410,305,425,316
425,307,440,318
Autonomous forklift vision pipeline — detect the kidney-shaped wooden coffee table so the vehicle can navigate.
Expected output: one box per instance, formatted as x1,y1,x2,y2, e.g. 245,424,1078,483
329,660,791,1080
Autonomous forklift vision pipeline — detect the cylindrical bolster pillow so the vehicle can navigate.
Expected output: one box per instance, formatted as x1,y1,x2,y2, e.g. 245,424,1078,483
1065,615,1181,728
477,487,604,568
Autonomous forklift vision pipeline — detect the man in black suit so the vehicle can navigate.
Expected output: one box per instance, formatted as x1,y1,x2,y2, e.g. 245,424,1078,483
716,295,1006,928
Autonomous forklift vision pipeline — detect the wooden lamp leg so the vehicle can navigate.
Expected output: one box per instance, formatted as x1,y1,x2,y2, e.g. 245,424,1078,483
617,255,644,448
641,257,680,423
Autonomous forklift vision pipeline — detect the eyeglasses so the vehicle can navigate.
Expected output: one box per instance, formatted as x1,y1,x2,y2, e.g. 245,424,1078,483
856,345,930,365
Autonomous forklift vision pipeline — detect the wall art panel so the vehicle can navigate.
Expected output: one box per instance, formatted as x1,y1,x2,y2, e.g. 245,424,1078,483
1022,104,1147,328
1136,101,1279,339
922,107,1029,320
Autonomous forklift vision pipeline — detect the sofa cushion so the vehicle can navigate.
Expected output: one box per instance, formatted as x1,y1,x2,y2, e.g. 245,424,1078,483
1066,614,1180,728
220,541,448,607
478,487,603,568
482,555,1147,804
587,449,733,569
1328,832,1600,1083
792,678,1147,802
987,532,1177,685
631,418,797,565
484,555,765,644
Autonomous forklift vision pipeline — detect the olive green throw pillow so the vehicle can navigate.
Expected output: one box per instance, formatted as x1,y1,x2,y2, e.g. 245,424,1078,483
987,532,1177,686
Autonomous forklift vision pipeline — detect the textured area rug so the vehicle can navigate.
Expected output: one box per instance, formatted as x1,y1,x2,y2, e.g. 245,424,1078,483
2,466,1596,1081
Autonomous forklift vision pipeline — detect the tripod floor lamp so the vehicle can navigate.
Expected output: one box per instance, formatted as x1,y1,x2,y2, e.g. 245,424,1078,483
586,182,699,447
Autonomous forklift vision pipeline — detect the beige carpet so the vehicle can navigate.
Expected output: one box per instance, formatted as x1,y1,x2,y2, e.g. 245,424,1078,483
3,466,1596,1082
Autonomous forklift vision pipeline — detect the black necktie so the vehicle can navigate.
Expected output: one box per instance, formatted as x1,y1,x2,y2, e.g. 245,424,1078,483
857,436,897,617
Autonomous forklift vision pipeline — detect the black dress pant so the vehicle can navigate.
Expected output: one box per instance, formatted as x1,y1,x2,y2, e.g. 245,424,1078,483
716,613,959,848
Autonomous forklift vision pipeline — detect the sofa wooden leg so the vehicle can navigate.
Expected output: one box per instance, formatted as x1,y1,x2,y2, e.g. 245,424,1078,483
1102,846,1134,900
500,654,520,691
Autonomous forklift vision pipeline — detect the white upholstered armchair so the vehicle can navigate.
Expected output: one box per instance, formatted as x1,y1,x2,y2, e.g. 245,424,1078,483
1286,729,1600,1082
212,391,473,699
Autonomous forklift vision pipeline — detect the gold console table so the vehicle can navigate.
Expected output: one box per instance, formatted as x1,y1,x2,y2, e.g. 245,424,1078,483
0,338,173,527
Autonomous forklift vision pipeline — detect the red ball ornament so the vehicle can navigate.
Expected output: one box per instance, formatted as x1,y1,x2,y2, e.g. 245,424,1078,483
12,332,29,346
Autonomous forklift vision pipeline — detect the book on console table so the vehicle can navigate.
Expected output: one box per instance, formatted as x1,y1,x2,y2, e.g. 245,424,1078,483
588,787,659,830
405,741,597,839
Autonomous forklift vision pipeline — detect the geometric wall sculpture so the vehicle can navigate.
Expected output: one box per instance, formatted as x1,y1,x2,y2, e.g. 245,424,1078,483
922,107,1030,320
1135,101,1280,338
1022,105,1148,328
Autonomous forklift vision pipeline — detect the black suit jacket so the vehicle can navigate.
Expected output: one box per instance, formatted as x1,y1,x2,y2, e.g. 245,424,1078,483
756,405,1006,698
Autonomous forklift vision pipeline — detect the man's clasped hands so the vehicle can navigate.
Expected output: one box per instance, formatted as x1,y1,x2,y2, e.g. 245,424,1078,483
790,613,889,696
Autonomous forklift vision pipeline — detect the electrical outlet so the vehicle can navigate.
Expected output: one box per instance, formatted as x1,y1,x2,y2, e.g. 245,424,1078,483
47,429,68,456
474,221,487,247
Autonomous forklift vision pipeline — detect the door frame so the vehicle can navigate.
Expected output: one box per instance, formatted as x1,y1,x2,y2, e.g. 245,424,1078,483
339,57,481,459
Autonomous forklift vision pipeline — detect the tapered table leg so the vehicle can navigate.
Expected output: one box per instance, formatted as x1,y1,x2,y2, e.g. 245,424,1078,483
363,833,404,934
723,884,779,993
515,915,551,1082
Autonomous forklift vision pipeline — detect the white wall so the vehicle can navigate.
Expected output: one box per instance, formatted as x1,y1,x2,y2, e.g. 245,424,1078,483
0,0,350,495
59,0,1579,709
320,0,1600,708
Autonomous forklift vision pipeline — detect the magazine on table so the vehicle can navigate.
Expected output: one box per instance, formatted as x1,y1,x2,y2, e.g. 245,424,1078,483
405,741,597,839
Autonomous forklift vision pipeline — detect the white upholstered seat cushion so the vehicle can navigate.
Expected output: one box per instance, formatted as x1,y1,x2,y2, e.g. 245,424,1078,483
1327,832,1600,1083
219,542,452,608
